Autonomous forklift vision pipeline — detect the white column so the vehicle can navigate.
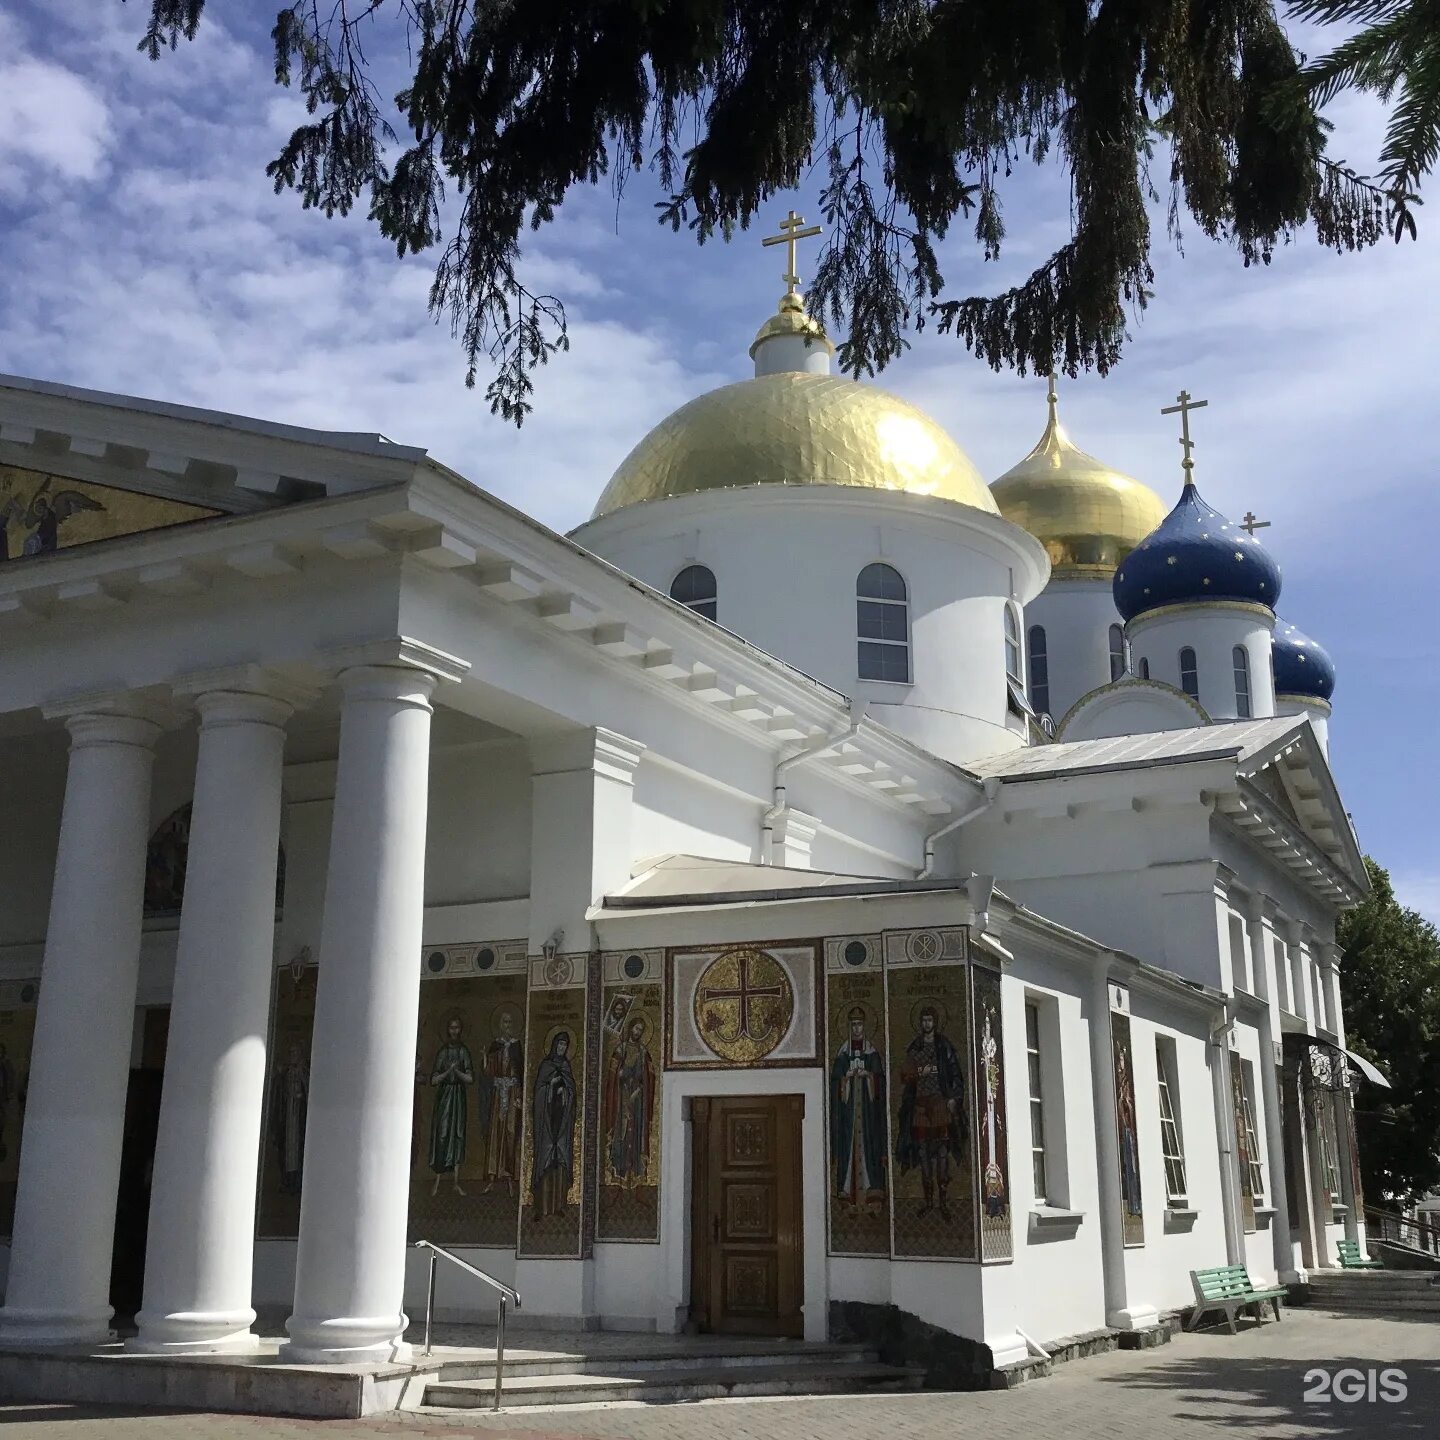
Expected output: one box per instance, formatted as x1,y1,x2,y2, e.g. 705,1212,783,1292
0,706,161,1346
1321,944,1346,1047
1246,897,1300,1282
131,688,294,1353
282,661,450,1363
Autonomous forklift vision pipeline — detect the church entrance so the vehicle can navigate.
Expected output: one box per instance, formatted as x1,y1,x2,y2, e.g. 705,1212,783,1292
109,1006,169,1317
688,1094,803,1338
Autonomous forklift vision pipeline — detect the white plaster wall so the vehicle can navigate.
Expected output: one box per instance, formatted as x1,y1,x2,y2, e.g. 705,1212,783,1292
1129,607,1276,721
978,954,1108,1347
1024,577,1125,721
573,487,1048,766
1120,1001,1230,1317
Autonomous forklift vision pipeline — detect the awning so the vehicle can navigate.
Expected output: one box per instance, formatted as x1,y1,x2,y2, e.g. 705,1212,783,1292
1344,1047,1391,1089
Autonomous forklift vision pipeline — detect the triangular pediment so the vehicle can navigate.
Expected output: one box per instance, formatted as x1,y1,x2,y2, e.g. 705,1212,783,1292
0,461,220,563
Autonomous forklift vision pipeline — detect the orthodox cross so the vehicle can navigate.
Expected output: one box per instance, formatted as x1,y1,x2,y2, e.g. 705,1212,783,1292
762,209,822,296
1240,511,1271,537
1160,389,1208,484
701,953,786,1041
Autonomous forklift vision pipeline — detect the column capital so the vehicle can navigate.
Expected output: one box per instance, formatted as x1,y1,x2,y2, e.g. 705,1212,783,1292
50,708,166,753
192,689,296,732
531,726,646,786
323,635,470,687
1242,891,1271,925
173,663,320,716
43,688,178,742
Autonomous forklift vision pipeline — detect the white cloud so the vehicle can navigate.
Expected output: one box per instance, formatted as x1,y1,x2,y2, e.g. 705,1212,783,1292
0,56,112,191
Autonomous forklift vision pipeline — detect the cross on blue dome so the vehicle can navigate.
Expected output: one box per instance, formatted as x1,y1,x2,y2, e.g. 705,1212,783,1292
1112,480,1283,623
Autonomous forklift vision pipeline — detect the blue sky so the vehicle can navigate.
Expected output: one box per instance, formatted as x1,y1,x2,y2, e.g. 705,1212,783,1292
1,3,1433,920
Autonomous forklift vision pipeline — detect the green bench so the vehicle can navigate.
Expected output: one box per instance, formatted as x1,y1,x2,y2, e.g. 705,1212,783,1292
1338,1239,1383,1269
1187,1264,1286,1333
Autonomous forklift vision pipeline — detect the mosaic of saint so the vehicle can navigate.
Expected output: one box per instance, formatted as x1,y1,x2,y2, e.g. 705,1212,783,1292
1112,1012,1145,1246
408,970,527,1246
519,981,589,1258
597,980,662,1240
0,465,217,561
972,965,1012,1260
887,963,975,1259
825,954,889,1255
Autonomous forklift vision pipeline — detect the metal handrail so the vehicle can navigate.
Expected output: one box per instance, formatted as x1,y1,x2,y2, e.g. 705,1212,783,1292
1364,1205,1440,1255
412,1239,521,1410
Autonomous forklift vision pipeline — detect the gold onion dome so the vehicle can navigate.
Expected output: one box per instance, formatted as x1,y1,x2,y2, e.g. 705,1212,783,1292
590,370,996,520
991,378,1167,578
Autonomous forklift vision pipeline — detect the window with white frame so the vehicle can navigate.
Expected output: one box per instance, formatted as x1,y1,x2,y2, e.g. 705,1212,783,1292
1317,1097,1343,1203
1109,623,1127,682
1004,603,1023,682
1239,1059,1266,1206
670,563,717,620
1155,1036,1189,1205
1179,646,1199,700
1028,624,1050,716
1233,644,1252,718
1025,1001,1047,1203
856,563,911,683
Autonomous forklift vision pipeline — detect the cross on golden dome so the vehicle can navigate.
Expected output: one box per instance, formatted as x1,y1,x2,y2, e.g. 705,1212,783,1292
1160,389,1208,485
762,209,822,296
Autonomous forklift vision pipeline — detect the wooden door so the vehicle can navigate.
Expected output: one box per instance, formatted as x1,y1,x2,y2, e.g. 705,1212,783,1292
690,1094,803,1337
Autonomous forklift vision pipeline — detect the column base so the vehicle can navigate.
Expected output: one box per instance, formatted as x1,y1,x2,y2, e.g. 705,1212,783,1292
127,1308,259,1355
0,1306,114,1350
280,1313,412,1366
1106,1302,1160,1331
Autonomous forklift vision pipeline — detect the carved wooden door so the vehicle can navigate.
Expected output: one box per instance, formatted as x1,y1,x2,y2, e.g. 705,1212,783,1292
690,1094,803,1337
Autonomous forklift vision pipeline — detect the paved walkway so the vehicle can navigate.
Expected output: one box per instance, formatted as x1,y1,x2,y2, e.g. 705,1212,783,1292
1,1309,1436,1439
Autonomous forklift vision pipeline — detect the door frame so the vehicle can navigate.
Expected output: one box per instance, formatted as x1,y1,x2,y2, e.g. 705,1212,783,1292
658,1069,829,1341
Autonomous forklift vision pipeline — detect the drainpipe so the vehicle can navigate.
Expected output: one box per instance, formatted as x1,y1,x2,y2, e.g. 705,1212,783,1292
1209,998,1244,1265
917,776,1002,879
759,702,867,865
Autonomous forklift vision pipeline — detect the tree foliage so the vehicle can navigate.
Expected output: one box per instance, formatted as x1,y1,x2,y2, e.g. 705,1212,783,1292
1339,857,1440,1206
130,1,1420,422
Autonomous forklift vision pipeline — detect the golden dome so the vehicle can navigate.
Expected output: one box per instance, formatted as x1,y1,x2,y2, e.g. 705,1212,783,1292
991,382,1166,578
748,290,834,357
591,371,996,520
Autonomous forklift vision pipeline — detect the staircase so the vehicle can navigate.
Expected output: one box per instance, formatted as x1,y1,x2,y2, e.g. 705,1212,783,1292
1304,1269,1440,1318
417,1337,925,1411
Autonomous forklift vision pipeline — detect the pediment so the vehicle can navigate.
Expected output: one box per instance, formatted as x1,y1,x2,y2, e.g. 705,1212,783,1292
0,461,220,564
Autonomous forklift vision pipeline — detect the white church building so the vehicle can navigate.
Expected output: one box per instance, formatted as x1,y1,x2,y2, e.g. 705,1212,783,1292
0,228,1379,1379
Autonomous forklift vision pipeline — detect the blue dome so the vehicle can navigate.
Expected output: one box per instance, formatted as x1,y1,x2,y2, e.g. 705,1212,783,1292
1113,482,1282,622
1272,618,1336,701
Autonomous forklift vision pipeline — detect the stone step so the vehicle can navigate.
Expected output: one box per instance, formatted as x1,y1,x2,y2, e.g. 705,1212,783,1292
433,1339,877,1384
422,1359,924,1410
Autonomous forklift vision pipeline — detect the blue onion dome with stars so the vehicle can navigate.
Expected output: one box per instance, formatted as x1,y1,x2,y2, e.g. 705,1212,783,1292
1113,480,1282,621
1105,480,1278,622
1272,619,1336,701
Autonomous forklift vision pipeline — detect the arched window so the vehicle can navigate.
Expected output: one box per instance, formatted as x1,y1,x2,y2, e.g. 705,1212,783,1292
1004,603,1022,682
1179,646,1199,700
1233,645,1252,718
1109,623,1127,682
857,563,910,682
1139,656,1151,680
670,564,717,621
1028,624,1050,716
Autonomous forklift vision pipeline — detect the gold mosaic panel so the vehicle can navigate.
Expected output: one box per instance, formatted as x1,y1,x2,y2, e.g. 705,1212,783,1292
408,972,527,1246
887,963,975,1259
1112,1011,1145,1247
597,978,662,1242
519,982,588,1258
0,464,218,561
825,957,889,1256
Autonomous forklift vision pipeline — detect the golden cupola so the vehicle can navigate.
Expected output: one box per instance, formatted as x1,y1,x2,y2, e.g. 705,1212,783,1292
991,377,1166,578
588,212,996,522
